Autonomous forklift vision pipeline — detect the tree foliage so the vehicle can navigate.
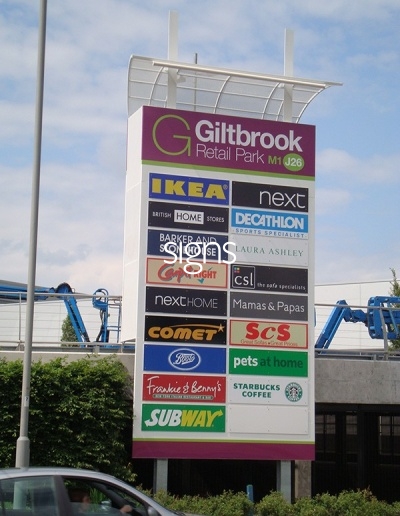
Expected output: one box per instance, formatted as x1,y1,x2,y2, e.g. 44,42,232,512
0,356,134,481
61,316,78,343
389,268,400,350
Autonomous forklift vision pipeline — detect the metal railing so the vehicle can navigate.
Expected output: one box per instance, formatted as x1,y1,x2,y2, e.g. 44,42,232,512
1,295,399,359
0,291,133,352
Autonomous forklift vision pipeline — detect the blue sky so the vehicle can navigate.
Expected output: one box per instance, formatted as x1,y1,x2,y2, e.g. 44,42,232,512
1,0,400,295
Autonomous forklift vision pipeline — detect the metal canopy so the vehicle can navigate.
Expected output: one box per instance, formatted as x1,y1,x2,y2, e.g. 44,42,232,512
128,55,341,122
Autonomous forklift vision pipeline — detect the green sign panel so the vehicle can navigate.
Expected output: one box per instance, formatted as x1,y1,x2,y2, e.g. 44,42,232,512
229,348,308,377
141,404,226,432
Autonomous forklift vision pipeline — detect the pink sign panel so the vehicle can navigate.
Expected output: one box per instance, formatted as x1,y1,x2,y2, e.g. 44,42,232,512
141,106,315,178
142,373,226,403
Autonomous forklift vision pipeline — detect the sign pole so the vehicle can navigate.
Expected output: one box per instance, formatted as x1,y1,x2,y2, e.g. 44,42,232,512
15,0,47,468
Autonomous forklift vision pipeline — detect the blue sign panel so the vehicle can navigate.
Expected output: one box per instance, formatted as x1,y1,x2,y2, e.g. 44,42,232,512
143,344,226,373
147,229,229,260
231,208,308,237
149,172,230,205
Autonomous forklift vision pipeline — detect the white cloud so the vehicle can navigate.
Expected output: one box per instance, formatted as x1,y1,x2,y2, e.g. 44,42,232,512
317,149,400,183
2,0,400,294
315,188,351,215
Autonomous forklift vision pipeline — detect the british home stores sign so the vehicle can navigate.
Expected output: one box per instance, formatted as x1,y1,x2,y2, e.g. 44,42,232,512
122,106,315,461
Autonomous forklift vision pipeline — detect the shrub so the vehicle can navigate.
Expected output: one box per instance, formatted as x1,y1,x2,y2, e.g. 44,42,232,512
255,491,293,516
154,489,253,516
0,356,134,481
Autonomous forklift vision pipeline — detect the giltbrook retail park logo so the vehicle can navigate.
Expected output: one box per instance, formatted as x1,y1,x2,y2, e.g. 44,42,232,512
151,112,307,172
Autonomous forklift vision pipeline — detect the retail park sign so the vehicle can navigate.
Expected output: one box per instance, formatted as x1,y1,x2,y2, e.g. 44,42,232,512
142,109,315,177
123,105,315,461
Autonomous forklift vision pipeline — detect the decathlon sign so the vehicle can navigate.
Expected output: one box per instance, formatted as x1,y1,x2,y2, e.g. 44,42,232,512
231,208,308,238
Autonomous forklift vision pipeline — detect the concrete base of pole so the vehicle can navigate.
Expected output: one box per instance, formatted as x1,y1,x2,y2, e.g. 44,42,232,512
277,460,292,503
15,437,30,468
153,459,168,492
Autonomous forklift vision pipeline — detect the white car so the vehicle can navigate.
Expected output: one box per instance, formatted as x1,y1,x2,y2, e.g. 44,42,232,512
0,467,205,516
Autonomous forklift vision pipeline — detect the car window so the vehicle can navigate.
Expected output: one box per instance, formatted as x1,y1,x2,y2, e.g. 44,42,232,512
0,475,59,516
63,477,149,515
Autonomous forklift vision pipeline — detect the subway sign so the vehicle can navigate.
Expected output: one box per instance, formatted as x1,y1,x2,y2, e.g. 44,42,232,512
141,404,226,432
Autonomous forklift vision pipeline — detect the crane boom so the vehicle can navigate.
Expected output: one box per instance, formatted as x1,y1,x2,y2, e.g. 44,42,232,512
315,296,400,350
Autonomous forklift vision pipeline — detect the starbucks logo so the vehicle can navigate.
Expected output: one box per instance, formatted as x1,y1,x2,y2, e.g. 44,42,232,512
285,382,303,402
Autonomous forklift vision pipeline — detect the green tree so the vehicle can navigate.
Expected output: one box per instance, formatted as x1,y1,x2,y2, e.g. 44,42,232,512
0,356,134,481
61,315,78,344
389,268,400,350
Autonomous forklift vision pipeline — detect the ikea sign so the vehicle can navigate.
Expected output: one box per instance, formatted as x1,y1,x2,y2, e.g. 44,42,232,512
149,172,229,205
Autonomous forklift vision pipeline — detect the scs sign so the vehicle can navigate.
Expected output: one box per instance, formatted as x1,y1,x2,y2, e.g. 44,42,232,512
230,319,308,349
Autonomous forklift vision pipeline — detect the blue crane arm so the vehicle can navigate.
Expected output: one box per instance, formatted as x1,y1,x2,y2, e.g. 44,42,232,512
315,300,367,350
0,281,113,344
92,288,110,343
0,284,49,302
366,296,400,339
53,283,90,343
315,296,400,349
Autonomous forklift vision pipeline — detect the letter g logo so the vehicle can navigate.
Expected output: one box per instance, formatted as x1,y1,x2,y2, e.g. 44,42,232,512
152,114,191,156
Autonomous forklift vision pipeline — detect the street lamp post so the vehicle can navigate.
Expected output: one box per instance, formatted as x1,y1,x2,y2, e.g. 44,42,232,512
15,0,47,468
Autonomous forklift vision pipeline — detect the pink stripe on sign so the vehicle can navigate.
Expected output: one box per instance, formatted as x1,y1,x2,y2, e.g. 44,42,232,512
132,440,315,460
